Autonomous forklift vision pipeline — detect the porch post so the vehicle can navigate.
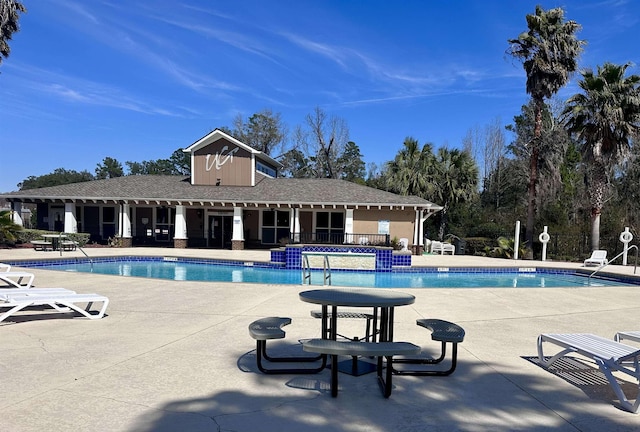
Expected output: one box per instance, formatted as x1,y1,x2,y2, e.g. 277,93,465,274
64,202,78,233
412,209,423,255
291,208,300,243
119,203,132,247
11,202,23,226
173,205,188,248
345,208,354,244
232,207,244,250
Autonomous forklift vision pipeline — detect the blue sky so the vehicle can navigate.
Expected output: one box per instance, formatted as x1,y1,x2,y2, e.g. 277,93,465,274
1,0,639,193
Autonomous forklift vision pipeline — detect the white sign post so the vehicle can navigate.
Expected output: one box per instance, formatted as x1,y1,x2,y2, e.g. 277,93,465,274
539,226,550,261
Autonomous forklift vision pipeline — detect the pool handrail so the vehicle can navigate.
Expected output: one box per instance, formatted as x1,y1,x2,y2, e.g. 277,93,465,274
56,232,93,264
588,244,638,284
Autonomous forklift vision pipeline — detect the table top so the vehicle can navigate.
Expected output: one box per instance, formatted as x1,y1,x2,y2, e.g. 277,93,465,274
299,288,415,307
42,234,68,238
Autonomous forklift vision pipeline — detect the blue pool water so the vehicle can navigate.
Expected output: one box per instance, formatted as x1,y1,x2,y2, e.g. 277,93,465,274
20,257,638,288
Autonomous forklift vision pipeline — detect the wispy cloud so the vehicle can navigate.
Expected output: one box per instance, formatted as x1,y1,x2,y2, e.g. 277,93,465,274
277,30,496,99
49,0,240,95
6,63,186,117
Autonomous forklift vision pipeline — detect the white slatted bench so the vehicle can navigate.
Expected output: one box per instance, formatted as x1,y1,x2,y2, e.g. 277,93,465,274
61,240,78,251
538,333,640,413
31,240,53,251
393,318,465,376
303,339,420,398
248,317,325,374
615,331,640,344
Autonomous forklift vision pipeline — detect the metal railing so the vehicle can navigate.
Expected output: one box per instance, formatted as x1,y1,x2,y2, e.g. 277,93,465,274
301,252,332,286
56,232,93,263
588,245,638,284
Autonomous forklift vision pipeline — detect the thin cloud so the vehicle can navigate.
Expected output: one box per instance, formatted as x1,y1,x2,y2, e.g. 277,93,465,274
8,63,187,117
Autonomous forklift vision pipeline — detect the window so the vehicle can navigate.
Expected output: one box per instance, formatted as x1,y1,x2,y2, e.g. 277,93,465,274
155,207,174,242
316,212,344,243
262,210,290,244
103,206,117,239
256,161,277,178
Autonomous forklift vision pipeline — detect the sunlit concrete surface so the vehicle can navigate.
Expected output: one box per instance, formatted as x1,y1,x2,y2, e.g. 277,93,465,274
2,247,640,431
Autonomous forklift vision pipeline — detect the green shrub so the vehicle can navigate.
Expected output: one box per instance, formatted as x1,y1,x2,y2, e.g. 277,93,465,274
16,229,90,247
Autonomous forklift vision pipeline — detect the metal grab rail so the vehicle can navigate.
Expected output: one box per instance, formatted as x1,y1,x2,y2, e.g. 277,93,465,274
588,244,638,284
301,253,332,286
56,232,93,264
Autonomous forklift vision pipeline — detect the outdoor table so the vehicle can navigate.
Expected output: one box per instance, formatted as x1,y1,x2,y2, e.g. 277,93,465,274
41,234,68,251
299,288,415,374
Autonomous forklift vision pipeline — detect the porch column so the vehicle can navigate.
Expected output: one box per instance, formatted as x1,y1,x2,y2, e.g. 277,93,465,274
11,202,23,226
231,207,244,250
64,202,77,233
119,203,132,247
291,208,300,242
345,208,354,244
412,210,421,255
173,205,188,249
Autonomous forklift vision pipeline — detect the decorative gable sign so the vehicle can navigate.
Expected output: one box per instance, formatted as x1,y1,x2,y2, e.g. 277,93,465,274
193,139,252,186
205,146,240,171
185,129,282,187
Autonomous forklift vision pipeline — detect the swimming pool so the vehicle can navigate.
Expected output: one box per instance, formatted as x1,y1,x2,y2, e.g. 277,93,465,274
16,257,639,288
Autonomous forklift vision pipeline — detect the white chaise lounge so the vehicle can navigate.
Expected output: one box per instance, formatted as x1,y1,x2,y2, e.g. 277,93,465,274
0,292,109,323
0,263,35,288
0,271,35,288
430,240,455,255
616,331,640,344
583,250,608,267
538,333,640,413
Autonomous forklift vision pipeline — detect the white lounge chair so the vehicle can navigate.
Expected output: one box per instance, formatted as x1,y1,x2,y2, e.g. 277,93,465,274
0,292,109,323
615,331,640,344
430,240,455,255
0,271,35,288
399,238,409,251
0,288,76,298
0,263,35,288
538,333,640,413
583,250,608,267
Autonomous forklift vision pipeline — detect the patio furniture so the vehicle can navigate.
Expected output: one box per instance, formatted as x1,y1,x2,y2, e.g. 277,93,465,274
393,318,465,376
0,271,35,288
248,317,326,374
584,250,608,267
0,288,76,297
0,292,110,324
615,331,640,344
303,339,420,397
61,240,78,251
31,240,53,251
299,288,416,389
310,309,376,342
537,333,640,413
39,234,69,251
429,240,455,255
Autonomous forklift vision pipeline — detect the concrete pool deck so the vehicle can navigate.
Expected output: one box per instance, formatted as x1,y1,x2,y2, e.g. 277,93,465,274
2,247,640,431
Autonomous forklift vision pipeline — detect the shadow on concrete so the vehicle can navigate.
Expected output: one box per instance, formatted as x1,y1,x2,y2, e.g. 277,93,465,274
128,351,640,432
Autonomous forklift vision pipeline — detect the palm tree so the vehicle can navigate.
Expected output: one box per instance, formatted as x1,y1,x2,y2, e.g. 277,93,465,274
508,5,585,258
430,148,479,240
1,0,26,65
384,137,435,198
563,62,640,250
0,209,22,246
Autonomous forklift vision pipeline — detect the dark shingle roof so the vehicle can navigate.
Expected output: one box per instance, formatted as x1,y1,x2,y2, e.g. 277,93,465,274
1,175,441,209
